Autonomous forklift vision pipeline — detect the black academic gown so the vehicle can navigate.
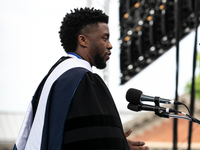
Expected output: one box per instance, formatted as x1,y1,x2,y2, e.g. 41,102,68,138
13,56,130,150
32,59,130,150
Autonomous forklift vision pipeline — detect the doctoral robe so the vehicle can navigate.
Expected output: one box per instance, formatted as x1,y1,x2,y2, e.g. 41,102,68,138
13,54,130,150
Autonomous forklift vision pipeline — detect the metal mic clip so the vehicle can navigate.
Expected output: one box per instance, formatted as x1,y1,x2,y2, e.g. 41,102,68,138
154,96,169,118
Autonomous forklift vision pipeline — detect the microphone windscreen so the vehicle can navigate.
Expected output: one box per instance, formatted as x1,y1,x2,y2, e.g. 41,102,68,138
127,103,140,112
126,88,142,105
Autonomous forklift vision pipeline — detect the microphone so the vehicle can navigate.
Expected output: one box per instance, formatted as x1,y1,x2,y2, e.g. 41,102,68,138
127,103,175,113
126,88,179,105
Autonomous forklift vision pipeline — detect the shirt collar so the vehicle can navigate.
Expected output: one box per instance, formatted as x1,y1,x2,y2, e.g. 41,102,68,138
68,52,82,59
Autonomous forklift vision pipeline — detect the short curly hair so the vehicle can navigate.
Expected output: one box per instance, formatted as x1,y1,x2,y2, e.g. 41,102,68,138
59,7,109,53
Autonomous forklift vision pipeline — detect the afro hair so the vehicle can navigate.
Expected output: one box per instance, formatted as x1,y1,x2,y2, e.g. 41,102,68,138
59,7,109,53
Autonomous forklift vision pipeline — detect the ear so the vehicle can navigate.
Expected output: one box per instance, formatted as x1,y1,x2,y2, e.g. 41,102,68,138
77,35,87,47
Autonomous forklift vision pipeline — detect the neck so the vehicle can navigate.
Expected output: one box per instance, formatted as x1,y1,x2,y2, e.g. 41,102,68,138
72,49,93,67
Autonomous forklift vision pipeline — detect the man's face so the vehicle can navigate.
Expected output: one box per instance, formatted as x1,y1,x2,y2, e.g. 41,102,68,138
86,23,112,69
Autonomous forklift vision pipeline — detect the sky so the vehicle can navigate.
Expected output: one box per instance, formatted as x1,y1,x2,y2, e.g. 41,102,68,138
0,0,199,123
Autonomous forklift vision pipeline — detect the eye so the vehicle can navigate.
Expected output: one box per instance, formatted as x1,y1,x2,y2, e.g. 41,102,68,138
103,38,107,41
103,34,109,42
103,36,108,41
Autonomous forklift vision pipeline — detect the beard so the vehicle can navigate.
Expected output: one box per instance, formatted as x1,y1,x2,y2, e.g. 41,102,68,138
94,53,107,69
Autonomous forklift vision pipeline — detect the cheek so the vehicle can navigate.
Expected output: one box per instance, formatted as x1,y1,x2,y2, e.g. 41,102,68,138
90,41,106,56
99,41,107,51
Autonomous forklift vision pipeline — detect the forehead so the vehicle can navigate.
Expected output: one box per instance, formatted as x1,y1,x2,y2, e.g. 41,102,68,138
83,22,109,36
96,22,109,32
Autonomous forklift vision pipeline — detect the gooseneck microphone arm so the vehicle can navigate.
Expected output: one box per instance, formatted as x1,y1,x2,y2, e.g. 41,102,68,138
169,115,200,125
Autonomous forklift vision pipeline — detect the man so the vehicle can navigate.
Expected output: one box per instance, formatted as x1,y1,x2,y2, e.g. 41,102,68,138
13,7,149,150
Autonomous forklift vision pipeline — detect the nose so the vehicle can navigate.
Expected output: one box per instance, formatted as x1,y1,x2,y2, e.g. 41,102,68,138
107,40,112,50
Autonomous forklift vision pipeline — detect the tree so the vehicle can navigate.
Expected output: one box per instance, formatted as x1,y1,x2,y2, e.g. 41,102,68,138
185,52,200,100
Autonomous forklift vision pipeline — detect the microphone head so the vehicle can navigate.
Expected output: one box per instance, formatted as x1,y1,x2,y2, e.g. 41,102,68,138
127,103,141,112
126,88,143,105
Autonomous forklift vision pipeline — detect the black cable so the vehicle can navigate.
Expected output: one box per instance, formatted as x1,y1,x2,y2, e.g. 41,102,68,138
182,103,191,117
175,101,192,116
